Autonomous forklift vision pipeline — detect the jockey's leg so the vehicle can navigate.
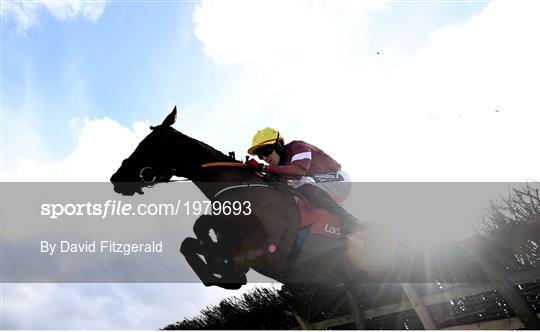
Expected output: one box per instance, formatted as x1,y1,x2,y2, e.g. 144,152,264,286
299,184,362,235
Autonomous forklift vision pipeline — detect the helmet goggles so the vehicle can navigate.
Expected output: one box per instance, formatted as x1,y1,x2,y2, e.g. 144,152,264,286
254,145,275,159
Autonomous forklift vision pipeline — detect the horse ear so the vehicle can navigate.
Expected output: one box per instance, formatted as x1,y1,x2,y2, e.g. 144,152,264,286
162,106,177,127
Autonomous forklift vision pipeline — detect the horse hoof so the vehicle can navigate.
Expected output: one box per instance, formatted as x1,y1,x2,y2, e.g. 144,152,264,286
222,283,243,290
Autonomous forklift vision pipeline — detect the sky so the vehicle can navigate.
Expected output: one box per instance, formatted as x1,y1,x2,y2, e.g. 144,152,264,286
1,0,540,329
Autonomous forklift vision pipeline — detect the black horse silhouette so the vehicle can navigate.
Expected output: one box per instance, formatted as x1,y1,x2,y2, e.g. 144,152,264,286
110,107,410,289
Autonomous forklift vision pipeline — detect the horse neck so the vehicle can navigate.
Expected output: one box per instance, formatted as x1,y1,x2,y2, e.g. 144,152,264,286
192,167,270,200
169,133,264,196
169,132,229,172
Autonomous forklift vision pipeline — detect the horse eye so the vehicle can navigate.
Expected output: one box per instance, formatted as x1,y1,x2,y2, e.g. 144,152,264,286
140,167,156,183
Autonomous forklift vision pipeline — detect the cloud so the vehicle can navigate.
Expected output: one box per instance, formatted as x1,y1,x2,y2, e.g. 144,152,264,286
395,0,539,119
188,0,388,168
0,117,150,181
1,0,106,31
191,0,540,181
193,0,386,65
380,0,540,181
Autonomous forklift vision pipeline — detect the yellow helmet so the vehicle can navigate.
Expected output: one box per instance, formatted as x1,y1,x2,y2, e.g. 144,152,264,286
247,127,285,155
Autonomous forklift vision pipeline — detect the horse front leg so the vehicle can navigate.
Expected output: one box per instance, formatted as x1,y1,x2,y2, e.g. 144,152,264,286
180,237,222,286
180,215,248,289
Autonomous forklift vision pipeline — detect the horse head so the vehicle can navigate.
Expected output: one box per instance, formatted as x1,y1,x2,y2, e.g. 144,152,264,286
110,106,192,195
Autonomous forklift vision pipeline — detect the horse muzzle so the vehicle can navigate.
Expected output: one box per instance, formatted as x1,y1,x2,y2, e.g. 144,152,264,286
111,182,144,196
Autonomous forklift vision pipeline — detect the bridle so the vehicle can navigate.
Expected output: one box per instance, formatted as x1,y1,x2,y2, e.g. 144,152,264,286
139,166,176,184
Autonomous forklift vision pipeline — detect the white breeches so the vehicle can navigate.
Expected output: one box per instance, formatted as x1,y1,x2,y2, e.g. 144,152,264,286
287,170,351,204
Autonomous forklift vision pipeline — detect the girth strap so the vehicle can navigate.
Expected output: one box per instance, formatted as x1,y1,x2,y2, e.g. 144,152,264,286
214,183,271,198
284,226,311,269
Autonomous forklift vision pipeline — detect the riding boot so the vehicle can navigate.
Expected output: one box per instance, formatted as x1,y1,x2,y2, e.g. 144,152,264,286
299,184,362,235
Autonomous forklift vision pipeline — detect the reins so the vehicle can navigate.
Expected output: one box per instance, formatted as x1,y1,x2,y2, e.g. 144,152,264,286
201,162,247,168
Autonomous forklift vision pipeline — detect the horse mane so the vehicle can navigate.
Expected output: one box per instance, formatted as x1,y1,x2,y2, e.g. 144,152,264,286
191,136,238,162
170,127,238,163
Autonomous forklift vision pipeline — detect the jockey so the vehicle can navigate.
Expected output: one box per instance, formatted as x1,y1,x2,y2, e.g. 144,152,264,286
246,127,361,235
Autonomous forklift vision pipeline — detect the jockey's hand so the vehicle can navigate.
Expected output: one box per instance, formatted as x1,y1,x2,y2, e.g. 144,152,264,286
246,158,265,172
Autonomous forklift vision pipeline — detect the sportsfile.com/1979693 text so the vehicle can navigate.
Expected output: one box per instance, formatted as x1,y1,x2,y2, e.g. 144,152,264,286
40,200,252,219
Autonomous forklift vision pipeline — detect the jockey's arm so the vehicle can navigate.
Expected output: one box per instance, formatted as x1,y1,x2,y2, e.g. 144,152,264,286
265,152,311,178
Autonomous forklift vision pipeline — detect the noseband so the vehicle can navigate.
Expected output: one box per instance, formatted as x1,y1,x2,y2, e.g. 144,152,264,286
139,166,176,183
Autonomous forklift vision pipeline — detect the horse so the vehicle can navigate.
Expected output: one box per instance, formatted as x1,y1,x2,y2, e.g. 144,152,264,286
110,107,411,290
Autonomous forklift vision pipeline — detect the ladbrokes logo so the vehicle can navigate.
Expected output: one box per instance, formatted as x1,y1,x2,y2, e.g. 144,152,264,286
347,231,364,247
323,223,364,247
324,223,342,236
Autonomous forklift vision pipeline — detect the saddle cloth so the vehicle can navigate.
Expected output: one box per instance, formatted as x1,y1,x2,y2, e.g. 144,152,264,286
297,196,364,248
